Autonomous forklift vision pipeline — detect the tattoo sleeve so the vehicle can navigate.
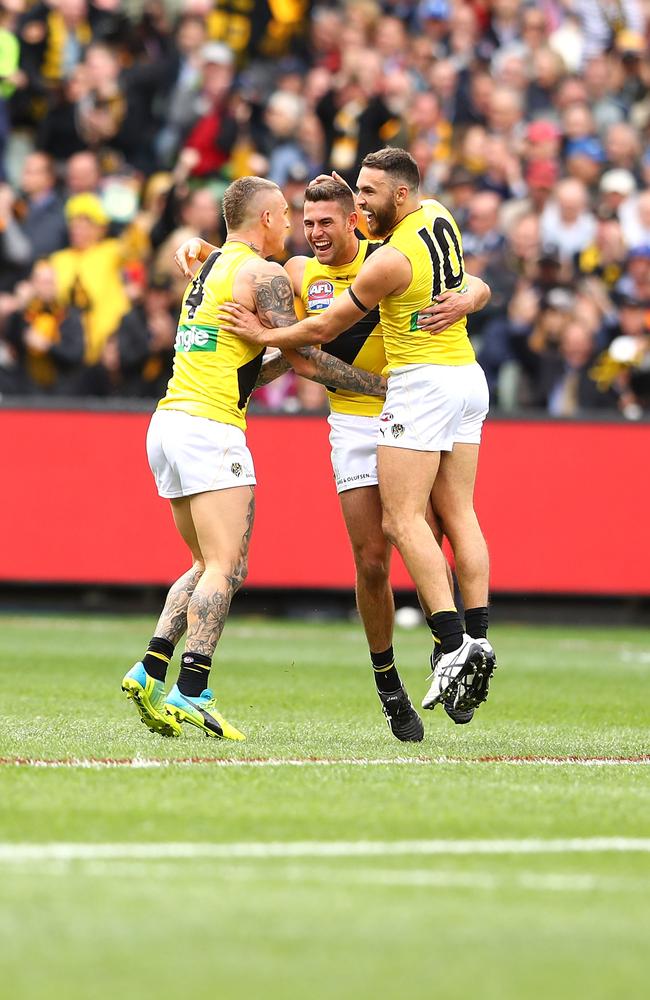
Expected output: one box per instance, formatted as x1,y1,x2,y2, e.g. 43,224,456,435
296,346,386,398
252,273,297,328
254,347,293,387
154,563,203,645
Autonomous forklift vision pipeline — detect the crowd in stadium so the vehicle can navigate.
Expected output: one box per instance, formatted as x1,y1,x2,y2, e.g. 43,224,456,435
0,0,649,418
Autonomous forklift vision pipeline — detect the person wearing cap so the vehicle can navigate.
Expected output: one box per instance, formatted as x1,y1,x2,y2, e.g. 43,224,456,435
564,136,606,190
49,193,130,365
180,42,238,179
599,168,637,225
500,159,558,230
524,119,561,163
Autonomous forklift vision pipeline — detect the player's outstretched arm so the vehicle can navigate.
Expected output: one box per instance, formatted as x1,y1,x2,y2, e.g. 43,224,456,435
173,237,219,278
220,245,408,350
417,273,491,335
249,263,385,396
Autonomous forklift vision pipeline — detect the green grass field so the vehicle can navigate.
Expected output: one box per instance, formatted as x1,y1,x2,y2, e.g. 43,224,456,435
1,613,649,1000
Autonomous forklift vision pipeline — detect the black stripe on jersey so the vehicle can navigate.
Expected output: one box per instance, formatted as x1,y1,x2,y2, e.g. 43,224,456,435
237,351,265,410
320,239,382,392
186,250,221,320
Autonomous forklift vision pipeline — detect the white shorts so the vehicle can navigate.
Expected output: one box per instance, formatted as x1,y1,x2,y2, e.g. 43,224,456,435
328,412,379,493
146,409,256,499
378,362,489,452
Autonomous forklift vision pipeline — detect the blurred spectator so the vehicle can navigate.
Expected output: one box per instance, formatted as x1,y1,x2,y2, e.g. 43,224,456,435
616,245,650,302
621,191,650,249
154,14,207,168
50,192,129,363
599,168,637,221
0,0,22,180
181,42,238,179
0,181,31,290
540,178,596,260
462,191,505,272
577,218,627,290
592,293,650,418
18,151,67,259
64,150,102,197
264,91,308,186
3,258,84,393
574,0,645,62
316,52,402,185
94,273,176,397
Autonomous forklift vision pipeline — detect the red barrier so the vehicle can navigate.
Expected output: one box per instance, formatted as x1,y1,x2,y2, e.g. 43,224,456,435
0,409,648,594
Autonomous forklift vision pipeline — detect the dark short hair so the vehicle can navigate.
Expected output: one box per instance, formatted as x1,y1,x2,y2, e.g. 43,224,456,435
222,176,280,230
360,147,421,191
304,179,355,215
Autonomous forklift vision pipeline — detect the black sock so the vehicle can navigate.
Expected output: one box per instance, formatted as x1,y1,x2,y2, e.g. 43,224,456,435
177,652,212,697
142,636,175,681
465,607,489,640
426,610,464,654
371,646,402,693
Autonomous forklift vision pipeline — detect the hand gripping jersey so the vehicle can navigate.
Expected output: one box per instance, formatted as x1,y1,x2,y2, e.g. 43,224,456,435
300,239,386,416
380,200,476,372
158,243,265,430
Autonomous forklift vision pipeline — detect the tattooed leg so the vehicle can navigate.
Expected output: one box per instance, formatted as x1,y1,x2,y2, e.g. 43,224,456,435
185,487,255,658
154,562,204,646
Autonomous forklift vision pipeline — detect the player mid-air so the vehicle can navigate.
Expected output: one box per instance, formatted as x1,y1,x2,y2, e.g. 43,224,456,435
219,149,497,719
175,177,490,739
121,176,387,741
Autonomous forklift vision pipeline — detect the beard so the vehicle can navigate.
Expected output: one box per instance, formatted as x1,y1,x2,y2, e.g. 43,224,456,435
367,200,399,238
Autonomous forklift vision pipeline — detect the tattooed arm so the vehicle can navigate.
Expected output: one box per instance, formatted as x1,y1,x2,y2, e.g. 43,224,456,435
255,348,293,387
293,346,385,396
250,264,385,397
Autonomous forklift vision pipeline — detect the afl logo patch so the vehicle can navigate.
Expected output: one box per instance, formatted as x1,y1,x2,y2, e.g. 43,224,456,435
380,412,393,422
307,280,334,311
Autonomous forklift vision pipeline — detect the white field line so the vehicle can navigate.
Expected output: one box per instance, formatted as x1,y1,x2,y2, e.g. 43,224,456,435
2,838,650,864
2,755,650,769
29,862,650,894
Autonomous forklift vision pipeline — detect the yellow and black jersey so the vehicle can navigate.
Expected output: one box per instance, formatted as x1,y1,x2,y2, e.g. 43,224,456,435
301,240,386,416
381,200,475,372
158,242,264,431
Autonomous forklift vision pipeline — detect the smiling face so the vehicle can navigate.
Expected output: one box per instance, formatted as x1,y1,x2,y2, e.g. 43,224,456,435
355,166,404,237
303,199,357,265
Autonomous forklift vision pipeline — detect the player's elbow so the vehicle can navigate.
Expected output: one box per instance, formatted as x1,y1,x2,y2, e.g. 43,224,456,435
477,279,491,306
287,349,316,377
317,323,340,345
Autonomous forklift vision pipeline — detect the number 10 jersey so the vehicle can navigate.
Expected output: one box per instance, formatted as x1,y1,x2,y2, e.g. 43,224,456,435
380,200,475,372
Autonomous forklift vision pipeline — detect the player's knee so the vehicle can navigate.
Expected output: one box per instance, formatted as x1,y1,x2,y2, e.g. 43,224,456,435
382,506,409,546
192,557,206,576
354,547,389,589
